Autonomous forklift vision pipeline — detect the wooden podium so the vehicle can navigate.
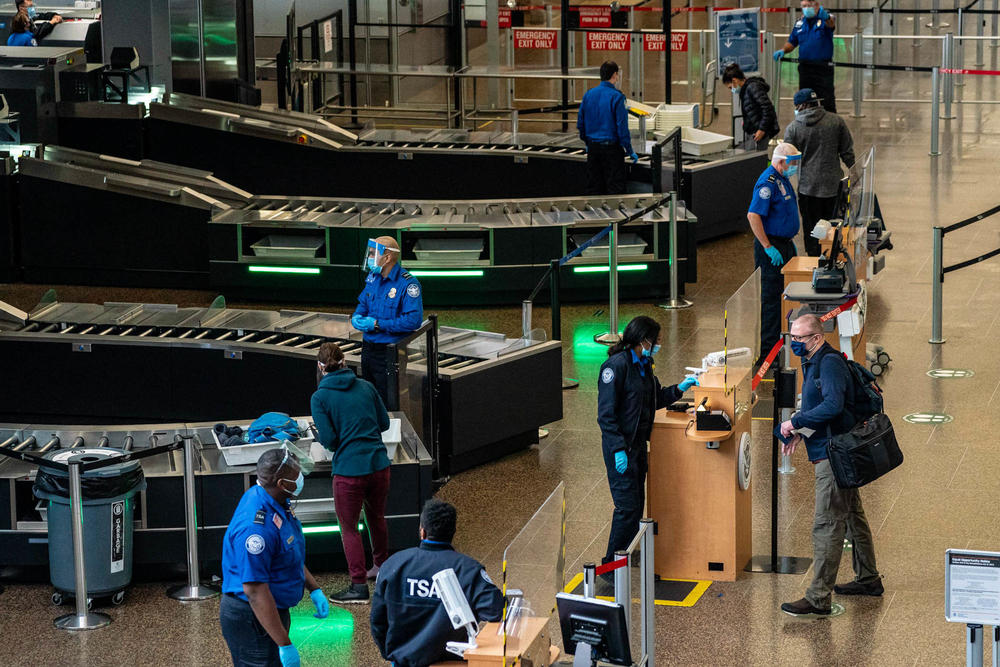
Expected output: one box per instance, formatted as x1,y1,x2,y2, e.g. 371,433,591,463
430,618,558,667
647,365,753,582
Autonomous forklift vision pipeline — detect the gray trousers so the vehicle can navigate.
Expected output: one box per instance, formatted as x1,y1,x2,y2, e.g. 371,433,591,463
806,459,880,608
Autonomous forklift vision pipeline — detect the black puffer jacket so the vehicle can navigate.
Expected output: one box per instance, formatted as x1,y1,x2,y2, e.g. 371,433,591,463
738,76,780,138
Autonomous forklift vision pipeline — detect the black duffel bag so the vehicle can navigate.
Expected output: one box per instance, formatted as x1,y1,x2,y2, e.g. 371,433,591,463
827,413,903,489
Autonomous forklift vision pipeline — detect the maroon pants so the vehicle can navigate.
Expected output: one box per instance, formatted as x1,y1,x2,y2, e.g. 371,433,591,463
333,468,390,584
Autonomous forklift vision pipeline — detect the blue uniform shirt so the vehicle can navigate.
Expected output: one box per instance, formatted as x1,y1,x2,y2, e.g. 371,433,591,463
7,32,36,47
222,484,306,610
577,81,633,154
748,165,800,239
788,15,835,61
354,263,424,344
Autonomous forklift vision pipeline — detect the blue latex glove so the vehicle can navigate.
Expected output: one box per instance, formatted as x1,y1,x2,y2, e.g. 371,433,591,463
351,313,367,331
614,451,628,474
361,316,377,331
278,645,300,667
773,49,784,62
818,6,830,20
765,245,784,266
678,376,699,392
629,151,639,164
310,588,329,619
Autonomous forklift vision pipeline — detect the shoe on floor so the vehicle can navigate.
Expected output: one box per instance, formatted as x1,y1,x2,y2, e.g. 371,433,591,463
329,583,369,605
780,598,831,616
366,565,380,580
834,578,884,596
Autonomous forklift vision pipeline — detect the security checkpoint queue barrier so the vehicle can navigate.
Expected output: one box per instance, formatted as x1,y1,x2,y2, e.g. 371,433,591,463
929,202,1000,344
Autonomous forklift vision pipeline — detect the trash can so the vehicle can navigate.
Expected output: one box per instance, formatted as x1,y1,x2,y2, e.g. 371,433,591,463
33,448,146,603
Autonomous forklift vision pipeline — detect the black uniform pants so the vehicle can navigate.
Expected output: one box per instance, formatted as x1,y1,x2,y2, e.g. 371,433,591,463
586,143,627,195
798,194,839,257
603,445,647,565
219,593,291,667
798,61,837,113
362,339,391,407
754,236,796,358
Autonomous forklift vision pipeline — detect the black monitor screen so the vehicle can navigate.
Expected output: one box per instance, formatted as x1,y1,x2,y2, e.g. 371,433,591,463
556,593,632,666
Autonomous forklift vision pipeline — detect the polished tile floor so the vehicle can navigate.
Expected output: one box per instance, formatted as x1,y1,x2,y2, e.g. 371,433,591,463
3,34,1000,667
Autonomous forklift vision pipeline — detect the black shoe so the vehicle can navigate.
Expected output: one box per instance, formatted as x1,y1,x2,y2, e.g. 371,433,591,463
780,598,832,616
329,583,369,605
834,578,884,597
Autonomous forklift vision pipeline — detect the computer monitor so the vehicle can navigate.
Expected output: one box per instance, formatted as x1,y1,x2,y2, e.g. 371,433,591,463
556,592,632,667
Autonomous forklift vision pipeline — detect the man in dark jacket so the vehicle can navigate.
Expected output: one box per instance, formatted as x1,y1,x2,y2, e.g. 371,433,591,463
13,0,62,42
778,314,881,616
784,88,855,255
370,499,504,667
722,63,779,151
311,342,392,605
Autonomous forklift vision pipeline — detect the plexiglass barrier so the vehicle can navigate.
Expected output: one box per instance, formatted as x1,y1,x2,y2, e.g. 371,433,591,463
501,482,566,662
724,268,761,395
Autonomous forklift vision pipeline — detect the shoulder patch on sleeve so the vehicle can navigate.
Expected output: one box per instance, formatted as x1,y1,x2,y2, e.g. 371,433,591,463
758,187,772,200
601,367,615,384
245,534,266,555
480,569,494,585
253,509,266,525
406,283,420,298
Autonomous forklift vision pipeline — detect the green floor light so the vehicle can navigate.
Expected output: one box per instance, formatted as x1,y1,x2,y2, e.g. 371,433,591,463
248,265,321,275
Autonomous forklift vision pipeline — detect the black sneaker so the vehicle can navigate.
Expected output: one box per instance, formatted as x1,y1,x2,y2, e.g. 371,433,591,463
329,583,369,605
834,578,884,597
780,598,832,616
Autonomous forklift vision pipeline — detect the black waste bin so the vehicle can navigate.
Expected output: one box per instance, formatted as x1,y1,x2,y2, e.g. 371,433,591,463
34,448,146,603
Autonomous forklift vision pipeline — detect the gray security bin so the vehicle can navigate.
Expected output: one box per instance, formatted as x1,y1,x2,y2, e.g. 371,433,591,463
34,448,146,603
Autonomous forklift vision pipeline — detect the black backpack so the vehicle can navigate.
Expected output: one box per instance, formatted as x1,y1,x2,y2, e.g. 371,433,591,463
840,354,884,424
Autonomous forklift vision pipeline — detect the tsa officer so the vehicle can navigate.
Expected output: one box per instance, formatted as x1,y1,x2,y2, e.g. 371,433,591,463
774,0,837,113
351,236,424,405
747,141,802,360
220,448,329,667
597,316,699,577
577,60,638,195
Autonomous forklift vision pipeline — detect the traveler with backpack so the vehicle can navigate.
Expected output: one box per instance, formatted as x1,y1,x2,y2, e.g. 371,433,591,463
311,341,392,605
778,314,882,616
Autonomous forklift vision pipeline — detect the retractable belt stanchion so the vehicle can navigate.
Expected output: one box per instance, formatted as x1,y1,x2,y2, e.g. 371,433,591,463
167,434,220,602
992,626,999,667
54,460,112,631
658,191,693,310
614,550,630,638
594,223,622,344
852,35,866,118
640,518,655,667
968,623,985,667
582,562,596,598
944,32,958,118
521,299,532,339
930,226,946,342
930,67,942,156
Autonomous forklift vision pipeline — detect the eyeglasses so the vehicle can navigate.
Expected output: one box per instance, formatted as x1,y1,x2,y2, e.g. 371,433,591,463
790,333,821,342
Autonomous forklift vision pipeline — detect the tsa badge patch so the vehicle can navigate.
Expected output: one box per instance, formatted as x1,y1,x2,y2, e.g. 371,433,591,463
601,368,615,384
388,287,397,299
245,534,266,555
406,283,420,298
480,569,494,585
758,187,771,200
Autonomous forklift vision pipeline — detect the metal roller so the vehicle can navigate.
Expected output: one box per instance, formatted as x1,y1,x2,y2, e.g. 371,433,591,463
0,435,18,449
59,325,77,334
158,328,176,338
275,336,300,347
193,330,211,340
13,436,36,451
70,437,84,448
97,436,110,447
122,435,134,451
37,436,60,454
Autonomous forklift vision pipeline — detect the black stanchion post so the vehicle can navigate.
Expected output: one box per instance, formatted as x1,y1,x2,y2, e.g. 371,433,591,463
549,258,561,340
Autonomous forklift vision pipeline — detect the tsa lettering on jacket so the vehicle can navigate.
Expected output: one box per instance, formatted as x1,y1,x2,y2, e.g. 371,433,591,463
407,577,442,599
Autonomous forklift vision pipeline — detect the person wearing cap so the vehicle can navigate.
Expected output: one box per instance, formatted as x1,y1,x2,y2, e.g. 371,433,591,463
747,142,802,360
220,448,328,667
577,60,638,195
352,236,424,406
784,88,855,256
773,0,837,113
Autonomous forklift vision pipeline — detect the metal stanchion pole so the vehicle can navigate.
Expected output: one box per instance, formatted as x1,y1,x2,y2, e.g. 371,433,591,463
976,6,985,66
658,192,693,310
594,223,622,344
872,7,881,86
511,109,519,147
640,519,655,667
929,226,946,343
167,435,220,601
914,0,922,42
54,461,111,630
614,550,630,639
992,626,999,667
929,0,951,29
890,0,899,62
957,10,966,87
930,67,942,155
993,0,999,47
852,35,865,117
944,32,957,118
583,562,596,598
521,299,532,339
968,624,985,667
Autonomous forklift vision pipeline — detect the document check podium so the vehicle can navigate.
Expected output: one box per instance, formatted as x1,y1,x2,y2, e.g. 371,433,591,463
647,365,753,582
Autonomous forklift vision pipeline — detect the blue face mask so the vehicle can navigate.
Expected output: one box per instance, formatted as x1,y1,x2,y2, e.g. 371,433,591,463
802,6,816,18
641,343,660,357
366,257,379,273
731,85,741,95
27,6,37,18
282,471,304,497
786,164,799,177
790,340,808,356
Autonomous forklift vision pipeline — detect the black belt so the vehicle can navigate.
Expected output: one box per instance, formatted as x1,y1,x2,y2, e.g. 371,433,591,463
766,234,793,243
587,140,619,147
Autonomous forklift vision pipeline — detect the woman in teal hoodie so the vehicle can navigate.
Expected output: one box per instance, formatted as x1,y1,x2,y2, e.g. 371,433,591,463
311,342,391,605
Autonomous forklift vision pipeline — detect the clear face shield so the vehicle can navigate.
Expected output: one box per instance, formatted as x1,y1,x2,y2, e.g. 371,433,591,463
363,238,395,274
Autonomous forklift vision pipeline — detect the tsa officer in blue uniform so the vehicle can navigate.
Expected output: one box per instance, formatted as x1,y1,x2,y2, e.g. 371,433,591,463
747,141,802,359
352,236,424,405
220,448,329,667
370,499,504,667
597,316,698,576
577,60,638,195
774,0,837,112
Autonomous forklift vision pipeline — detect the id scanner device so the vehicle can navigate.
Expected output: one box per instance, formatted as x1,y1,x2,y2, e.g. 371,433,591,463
432,568,480,658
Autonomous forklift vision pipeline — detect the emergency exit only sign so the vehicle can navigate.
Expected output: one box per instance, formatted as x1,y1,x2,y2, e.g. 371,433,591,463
514,28,558,49
644,33,688,52
587,31,630,51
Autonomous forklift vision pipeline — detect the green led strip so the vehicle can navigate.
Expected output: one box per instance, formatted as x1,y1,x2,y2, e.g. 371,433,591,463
248,265,321,275
408,270,484,278
573,264,648,274
302,523,365,535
